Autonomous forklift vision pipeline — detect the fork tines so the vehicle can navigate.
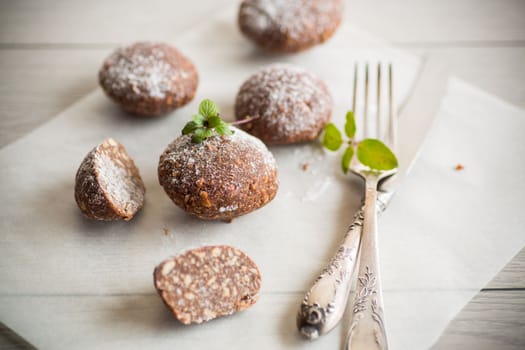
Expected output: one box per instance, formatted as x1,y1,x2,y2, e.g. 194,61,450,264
352,62,395,149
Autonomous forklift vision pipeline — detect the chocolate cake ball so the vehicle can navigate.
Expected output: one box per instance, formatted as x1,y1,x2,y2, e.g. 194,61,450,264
74,138,145,221
238,0,344,53
158,127,278,221
99,42,198,117
234,64,332,145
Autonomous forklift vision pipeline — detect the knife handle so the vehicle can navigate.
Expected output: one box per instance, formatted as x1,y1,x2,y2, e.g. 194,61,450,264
296,207,364,340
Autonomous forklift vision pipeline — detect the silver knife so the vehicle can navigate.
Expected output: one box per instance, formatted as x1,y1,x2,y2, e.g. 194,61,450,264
297,59,449,340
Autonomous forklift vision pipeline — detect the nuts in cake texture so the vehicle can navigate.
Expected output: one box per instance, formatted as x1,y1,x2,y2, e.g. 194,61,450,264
238,0,344,53
235,64,333,145
157,127,279,220
98,41,199,117
74,138,145,221
154,245,262,324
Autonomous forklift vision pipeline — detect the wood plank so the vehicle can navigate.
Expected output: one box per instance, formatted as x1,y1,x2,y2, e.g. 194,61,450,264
487,248,525,289
0,49,105,147
350,0,525,44
0,0,230,45
432,290,525,349
2,292,524,349
0,0,524,44
0,291,491,349
0,323,37,350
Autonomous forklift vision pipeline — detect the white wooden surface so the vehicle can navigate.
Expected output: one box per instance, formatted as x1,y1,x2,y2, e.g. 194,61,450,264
0,0,524,348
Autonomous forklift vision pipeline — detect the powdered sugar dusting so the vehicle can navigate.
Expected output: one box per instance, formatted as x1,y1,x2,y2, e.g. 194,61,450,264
162,128,276,189
230,126,277,167
99,42,186,100
219,205,239,213
235,64,332,144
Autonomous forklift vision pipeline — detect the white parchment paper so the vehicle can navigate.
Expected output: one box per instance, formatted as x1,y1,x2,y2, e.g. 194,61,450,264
1,6,523,350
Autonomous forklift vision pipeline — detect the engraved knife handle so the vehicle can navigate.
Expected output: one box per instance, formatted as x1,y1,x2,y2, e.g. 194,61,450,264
296,207,364,340
345,185,388,350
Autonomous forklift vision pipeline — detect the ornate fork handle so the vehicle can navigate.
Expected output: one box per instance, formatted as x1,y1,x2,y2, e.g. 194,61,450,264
297,207,364,340
297,190,392,340
345,181,388,350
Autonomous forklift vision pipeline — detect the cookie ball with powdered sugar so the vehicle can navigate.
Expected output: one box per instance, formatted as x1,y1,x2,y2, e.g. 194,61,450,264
235,64,333,145
99,42,198,117
238,0,344,53
158,127,278,221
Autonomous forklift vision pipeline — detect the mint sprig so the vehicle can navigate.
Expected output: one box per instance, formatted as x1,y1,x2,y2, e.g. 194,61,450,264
182,99,234,143
321,110,398,173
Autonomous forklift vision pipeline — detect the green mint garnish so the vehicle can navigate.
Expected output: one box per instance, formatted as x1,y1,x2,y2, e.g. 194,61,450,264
322,123,344,151
181,121,200,135
356,139,398,170
341,146,354,174
321,110,398,173
215,123,234,136
344,111,356,138
198,99,220,118
182,99,234,143
191,128,214,143
192,113,205,124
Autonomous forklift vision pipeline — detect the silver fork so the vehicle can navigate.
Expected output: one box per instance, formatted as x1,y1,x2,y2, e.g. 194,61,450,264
344,63,397,349
296,63,398,343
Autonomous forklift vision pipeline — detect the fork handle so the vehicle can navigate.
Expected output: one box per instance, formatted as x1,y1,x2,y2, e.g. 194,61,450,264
345,183,388,350
296,207,363,340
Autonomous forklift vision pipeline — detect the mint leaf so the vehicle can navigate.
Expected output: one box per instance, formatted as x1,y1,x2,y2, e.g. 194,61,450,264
207,115,222,128
192,114,205,124
192,128,214,143
341,146,354,174
345,111,356,138
356,139,398,170
199,99,219,117
191,134,205,143
322,123,343,151
182,121,200,135
216,122,234,136
182,99,238,143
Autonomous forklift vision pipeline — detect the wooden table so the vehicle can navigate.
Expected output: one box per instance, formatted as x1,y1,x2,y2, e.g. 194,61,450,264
0,0,524,348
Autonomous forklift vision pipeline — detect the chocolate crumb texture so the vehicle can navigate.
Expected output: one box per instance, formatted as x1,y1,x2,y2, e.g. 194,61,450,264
74,138,145,221
99,42,199,117
153,245,262,324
